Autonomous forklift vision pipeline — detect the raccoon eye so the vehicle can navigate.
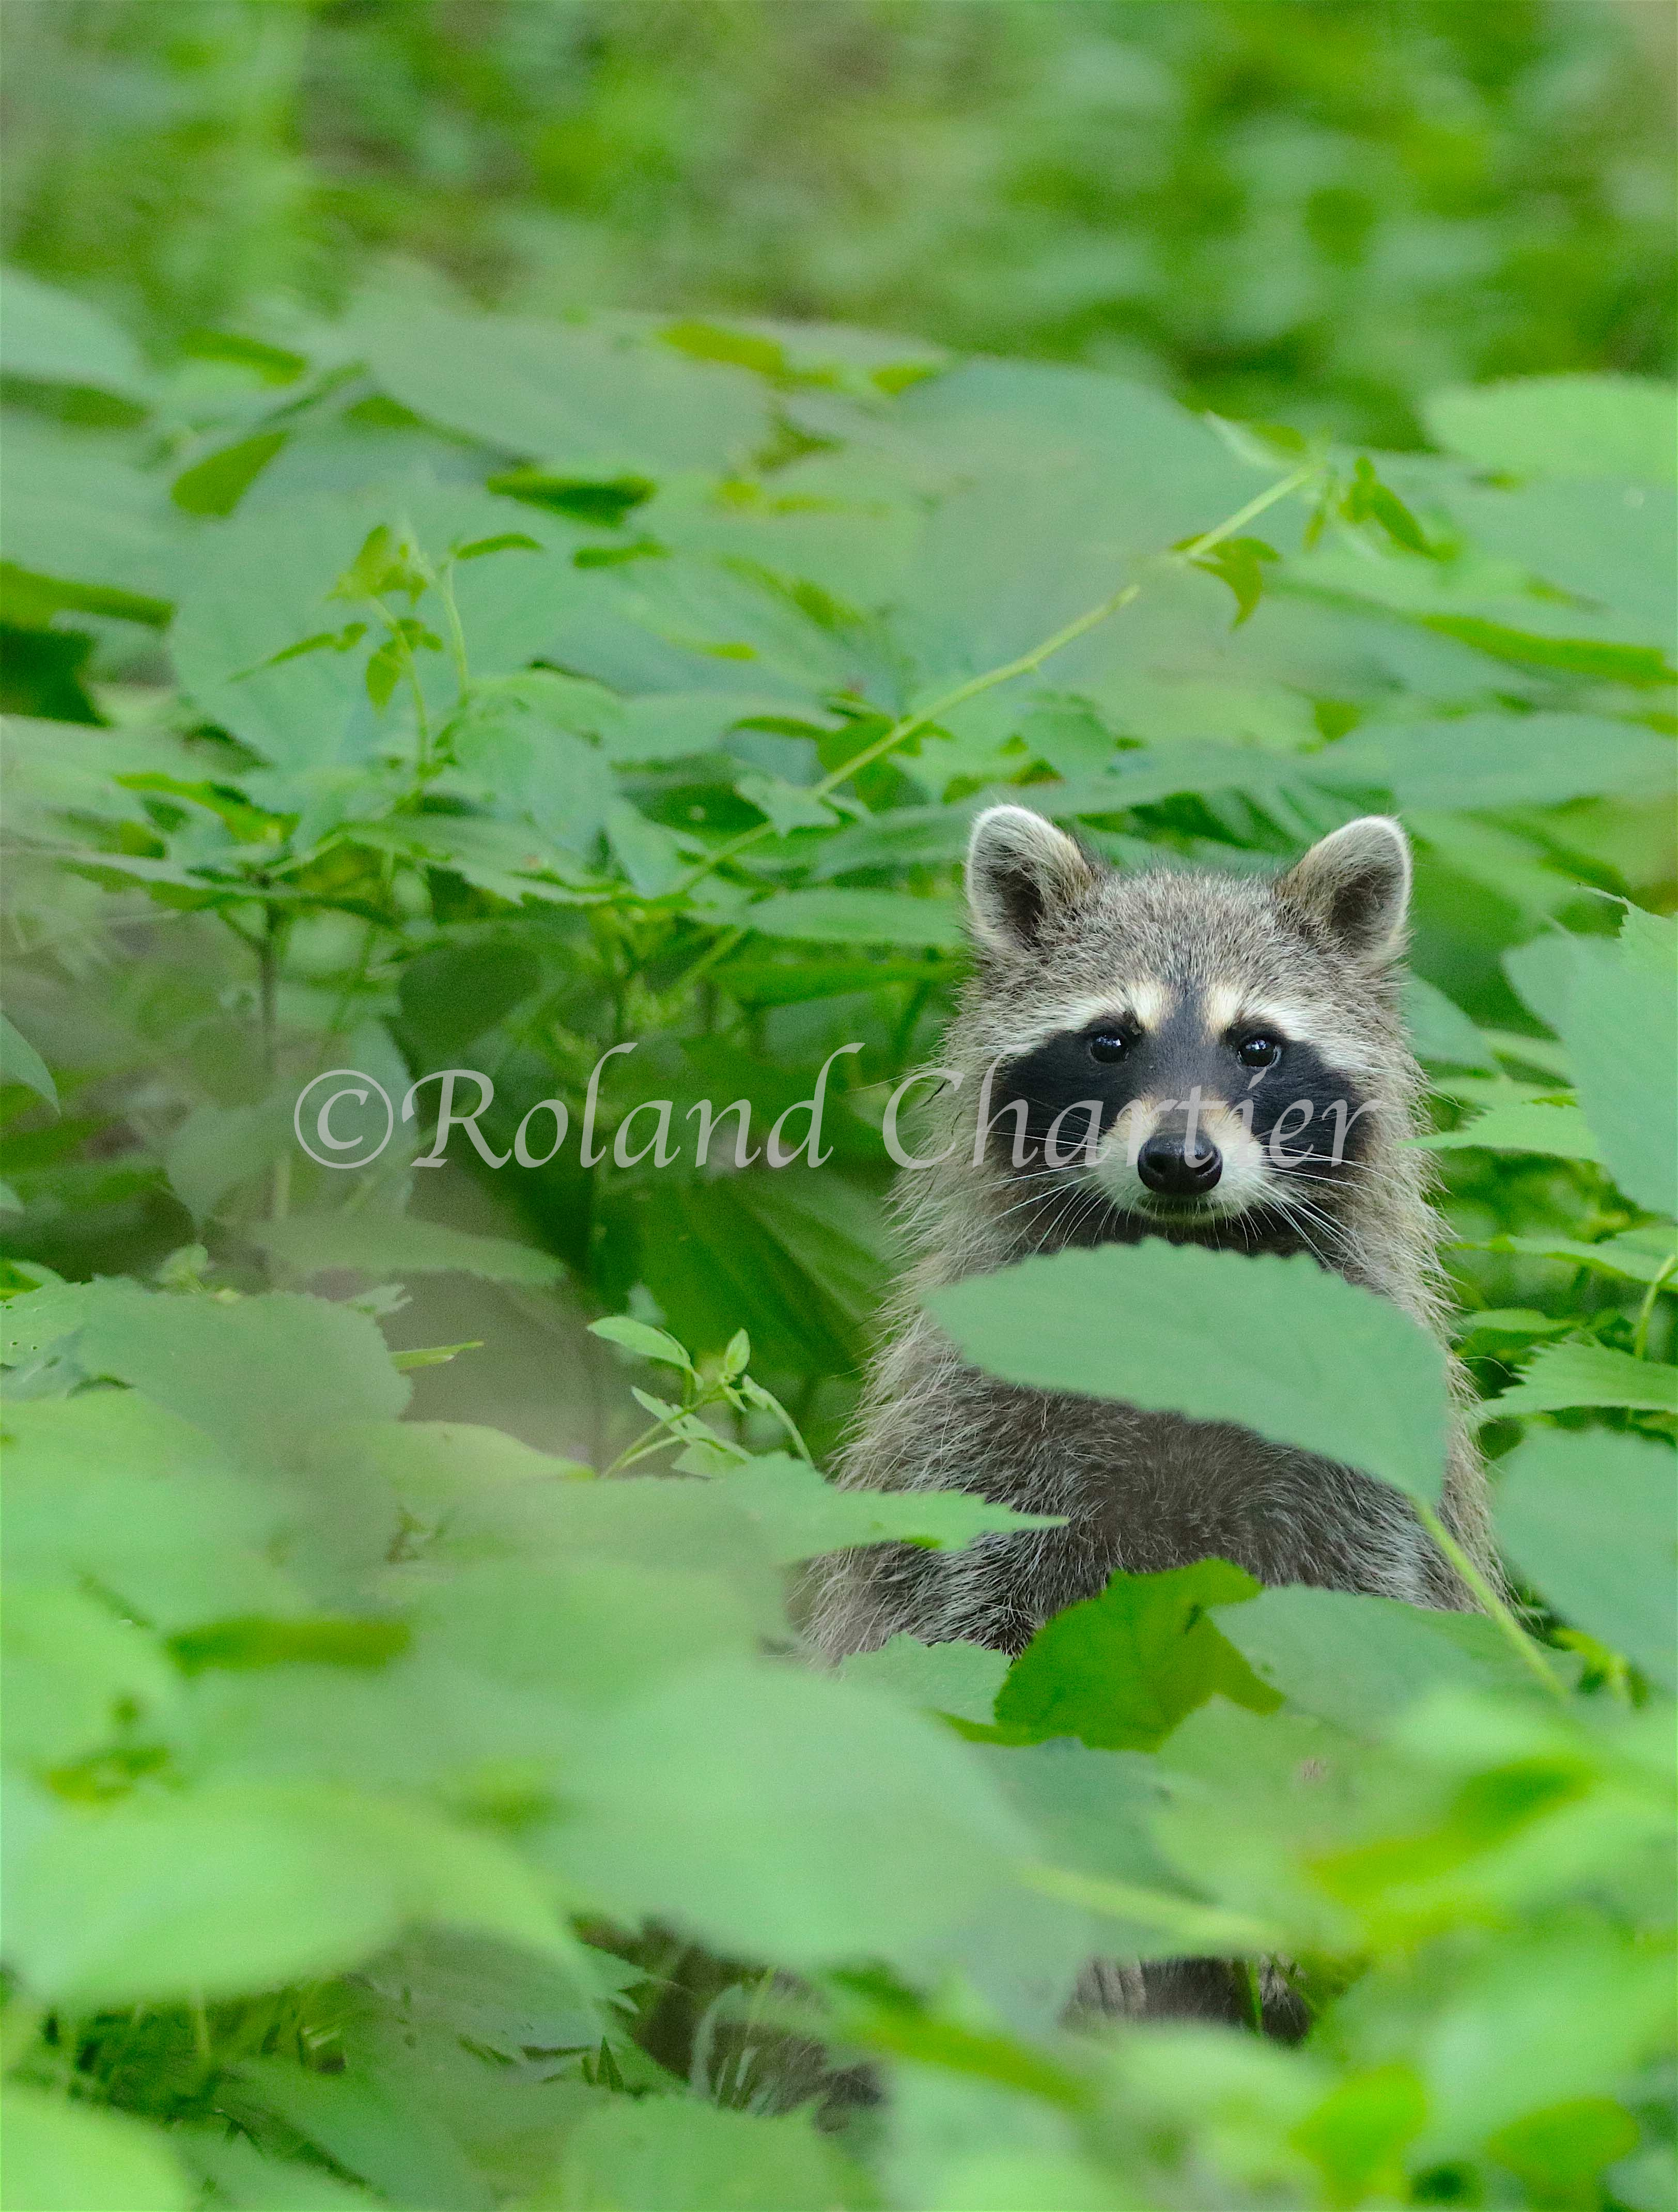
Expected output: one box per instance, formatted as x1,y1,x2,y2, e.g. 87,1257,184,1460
1087,1030,1132,1064
1236,1033,1283,1071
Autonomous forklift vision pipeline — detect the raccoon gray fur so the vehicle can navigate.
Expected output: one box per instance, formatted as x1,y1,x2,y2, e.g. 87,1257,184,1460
810,806,1494,1668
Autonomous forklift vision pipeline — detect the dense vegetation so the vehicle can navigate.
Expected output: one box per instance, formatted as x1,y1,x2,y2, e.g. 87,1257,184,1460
2,236,1674,2208
4,1,1675,445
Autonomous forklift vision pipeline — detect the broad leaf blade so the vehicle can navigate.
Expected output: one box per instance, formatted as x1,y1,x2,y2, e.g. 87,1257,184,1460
930,1241,1450,1504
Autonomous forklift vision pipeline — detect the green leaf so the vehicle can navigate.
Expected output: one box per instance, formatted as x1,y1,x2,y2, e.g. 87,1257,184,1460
7,1784,573,2008
587,1314,695,1370
1215,1585,1560,1734
450,531,542,562
1402,976,1497,1071
165,1614,410,1675
1291,2066,1428,2210
1484,1341,1678,1420
1477,1229,1678,1287
1413,1100,1599,1162
3,1389,305,1629
605,798,689,896
552,1658,1032,1973
357,302,773,477
2,1584,178,1767
987,1561,1278,1752
1497,1429,1677,1689
1324,713,1677,813
1417,616,1672,686
838,1633,1011,1726
0,415,178,616
1507,909,1678,1220
1488,2101,1641,2208
252,1214,564,1287
1423,376,1677,486
2,1279,100,1363
174,2132,381,2212
77,1285,410,1469
0,2086,190,2212
164,1095,293,1220
170,428,287,517
0,265,152,401
735,770,838,834
450,709,615,854
745,886,964,947
718,1452,1065,1564
1417,1926,1675,2154
1343,458,1433,555
211,2058,490,2212
1180,533,1279,625
0,1009,57,1107
542,2097,865,2212
930,1240,1450,1505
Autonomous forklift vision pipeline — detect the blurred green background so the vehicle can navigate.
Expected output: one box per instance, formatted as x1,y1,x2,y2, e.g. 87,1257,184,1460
5,0,1674,448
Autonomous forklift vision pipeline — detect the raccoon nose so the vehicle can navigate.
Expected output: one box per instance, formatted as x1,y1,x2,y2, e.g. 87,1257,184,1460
1137,1129,1223,1196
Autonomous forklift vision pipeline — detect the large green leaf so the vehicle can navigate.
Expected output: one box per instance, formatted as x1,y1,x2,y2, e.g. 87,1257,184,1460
744,886,964,947
77,1286,410,1469
930,1241,1450,1505
637,1169,887,1375
2,1584,178,1768
1440,475,1677,649
1506,909,1678,1220
1422,376,1677,486
1413,1100,1599,1162
718,1451,1064,1564
542,2097,866,2212
550,1658,1032,1973
1,414,178,616
1326,713,1677,813
1497,1430,1677,1690
1,1390,304,1629
1215,1585,1560,1734
1402,977,1497,1072
252,1214,565,1288
0,266,152,401
838,1632,1011,1725
988,1561,1278,1752
886,361,1266,684
0,2086,190,2212
7,1784,572,2008
358,302,773,476
168,486,580,769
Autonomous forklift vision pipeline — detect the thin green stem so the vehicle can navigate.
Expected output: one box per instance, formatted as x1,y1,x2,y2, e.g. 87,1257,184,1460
1413,1498,1567,1698
434,562,472,703
1632,1256,1676,1358
1176,463,1317,563
402,641,432,787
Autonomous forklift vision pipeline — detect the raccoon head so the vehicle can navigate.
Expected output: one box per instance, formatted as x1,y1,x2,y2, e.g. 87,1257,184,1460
962,804,1413,1252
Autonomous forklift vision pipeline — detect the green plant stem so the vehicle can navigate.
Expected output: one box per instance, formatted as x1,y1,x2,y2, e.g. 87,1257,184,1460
1632,1256,1676,1358
256,905,285,1086
434,561,472,702
669,460,1316,904
1412,1498,1567,1698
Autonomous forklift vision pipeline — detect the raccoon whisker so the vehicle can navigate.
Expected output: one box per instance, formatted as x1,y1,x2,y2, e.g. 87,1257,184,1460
1269,1189,1349,1264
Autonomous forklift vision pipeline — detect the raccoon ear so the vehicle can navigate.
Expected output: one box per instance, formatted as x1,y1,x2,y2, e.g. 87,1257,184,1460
1277,815,1411,962
966,805,1096,956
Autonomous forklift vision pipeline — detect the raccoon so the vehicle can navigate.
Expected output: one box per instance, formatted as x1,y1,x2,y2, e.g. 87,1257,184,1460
811,806,1494,1666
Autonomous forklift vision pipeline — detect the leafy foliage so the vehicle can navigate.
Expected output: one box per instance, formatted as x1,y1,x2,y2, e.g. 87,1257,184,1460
1,244,1674,2212
3,3,1674,445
